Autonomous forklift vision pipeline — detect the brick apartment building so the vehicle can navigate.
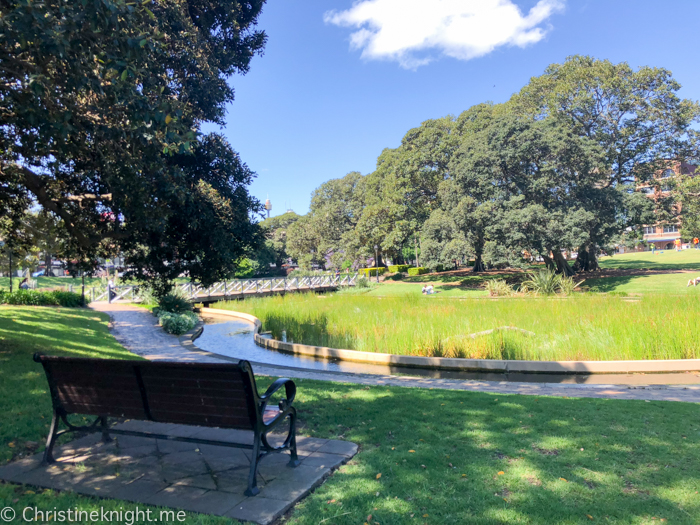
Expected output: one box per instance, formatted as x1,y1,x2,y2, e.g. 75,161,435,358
640,161,697,250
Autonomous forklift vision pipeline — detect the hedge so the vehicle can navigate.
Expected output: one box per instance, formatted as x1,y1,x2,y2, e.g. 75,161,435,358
0,289,87,307
388,264,411,273
407,267,429,276
358,267,387,277
158,311,198,335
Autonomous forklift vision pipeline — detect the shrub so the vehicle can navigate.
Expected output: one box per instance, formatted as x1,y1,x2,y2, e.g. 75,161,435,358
0,289,87,307
387,273,404,281
521,269,561,295
356,276,370,288
407,267,429,276
558,275,582,296
484,279,515,297
388,264,410,273
155,293,192,315
158,311,198,335
521,270,581,296
358,267,387,277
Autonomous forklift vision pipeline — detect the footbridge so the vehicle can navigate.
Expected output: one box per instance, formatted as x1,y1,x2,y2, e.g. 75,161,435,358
90,274,359,304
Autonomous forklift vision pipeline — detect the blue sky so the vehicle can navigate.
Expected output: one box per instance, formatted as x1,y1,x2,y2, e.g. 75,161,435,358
204,0,700,217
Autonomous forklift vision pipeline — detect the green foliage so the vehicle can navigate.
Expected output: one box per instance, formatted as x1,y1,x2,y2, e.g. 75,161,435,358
407,267,429,276
521,269,580,296
484,279,516,297
154,293,191,315
1,0,268,293
0,289,86,307
386,272,404,281
157,311,198,335
388,264,410,273
356,276,371,289
254,211,301,274
358,267,387,277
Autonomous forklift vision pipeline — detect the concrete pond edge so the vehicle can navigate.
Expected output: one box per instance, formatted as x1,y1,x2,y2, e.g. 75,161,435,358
195,307,700,375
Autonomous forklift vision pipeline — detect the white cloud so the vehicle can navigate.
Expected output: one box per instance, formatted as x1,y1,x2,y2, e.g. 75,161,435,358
324,0,564,69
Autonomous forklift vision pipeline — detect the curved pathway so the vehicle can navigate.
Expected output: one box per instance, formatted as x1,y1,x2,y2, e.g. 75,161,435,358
91,302,700,403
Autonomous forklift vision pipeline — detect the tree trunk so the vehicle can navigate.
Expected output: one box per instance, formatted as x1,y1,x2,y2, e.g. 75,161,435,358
541,254,556,271
573,243,599,272
472,237,486,273
414,236,419,267
552,250,575,277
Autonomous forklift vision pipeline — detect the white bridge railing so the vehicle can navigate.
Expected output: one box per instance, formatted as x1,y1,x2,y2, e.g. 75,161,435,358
92,273,358,302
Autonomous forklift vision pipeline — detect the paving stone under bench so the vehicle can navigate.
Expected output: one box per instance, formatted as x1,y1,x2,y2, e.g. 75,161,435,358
0,421,358,525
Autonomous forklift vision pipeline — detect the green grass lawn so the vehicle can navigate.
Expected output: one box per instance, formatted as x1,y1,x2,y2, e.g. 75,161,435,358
221,293,700,361
369,251,700,298
0,276,104,291
599,249,700,270
1,307,700,524
363,281,488,298
583,271,700,295
0,306,141,464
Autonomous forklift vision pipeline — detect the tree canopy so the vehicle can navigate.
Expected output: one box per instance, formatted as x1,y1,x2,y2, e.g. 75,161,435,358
1,0,267,293
274,56,697,275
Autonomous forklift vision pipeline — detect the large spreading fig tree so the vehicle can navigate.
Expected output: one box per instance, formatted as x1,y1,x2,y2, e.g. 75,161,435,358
511,55,699,270
1,0,267,293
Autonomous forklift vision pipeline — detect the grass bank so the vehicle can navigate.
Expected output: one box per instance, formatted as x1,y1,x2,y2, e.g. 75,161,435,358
0,306,141,464
1,307,700,523
221,293,700,361
599,249,700,270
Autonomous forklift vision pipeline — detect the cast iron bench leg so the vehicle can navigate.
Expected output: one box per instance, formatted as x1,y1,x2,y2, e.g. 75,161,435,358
288,409,300,467
43,410,60,464
246,432,262,496
100,416,111,443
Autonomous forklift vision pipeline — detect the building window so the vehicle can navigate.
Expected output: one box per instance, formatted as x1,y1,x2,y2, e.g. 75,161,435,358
640,186,655,194
661,169,675,178
643,226,655,235
663,225,679,233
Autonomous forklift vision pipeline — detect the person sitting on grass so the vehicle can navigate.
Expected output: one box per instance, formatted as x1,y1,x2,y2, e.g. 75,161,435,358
19,278,29,290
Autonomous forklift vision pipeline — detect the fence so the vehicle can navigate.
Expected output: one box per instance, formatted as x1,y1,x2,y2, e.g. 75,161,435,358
88,273,359,302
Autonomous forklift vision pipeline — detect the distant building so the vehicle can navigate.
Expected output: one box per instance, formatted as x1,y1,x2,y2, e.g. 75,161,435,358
640,161,697,249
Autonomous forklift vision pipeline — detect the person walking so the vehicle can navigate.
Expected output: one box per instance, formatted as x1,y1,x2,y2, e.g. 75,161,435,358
674,238,682,252
693,237,699,249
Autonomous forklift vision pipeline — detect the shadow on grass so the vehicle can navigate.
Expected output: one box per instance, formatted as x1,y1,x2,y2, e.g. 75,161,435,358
0,307,142,464
286,380,700,524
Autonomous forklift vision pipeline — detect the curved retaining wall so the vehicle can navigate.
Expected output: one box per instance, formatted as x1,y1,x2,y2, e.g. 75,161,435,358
199,307,700,375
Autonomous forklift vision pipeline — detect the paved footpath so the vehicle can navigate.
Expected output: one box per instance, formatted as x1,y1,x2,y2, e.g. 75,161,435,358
91,302,700,404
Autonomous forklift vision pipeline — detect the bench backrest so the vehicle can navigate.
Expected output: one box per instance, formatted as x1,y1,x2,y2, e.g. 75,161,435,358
34,355,262,430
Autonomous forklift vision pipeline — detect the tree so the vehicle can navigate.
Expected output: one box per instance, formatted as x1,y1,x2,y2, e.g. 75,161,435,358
510,55,700,270
286,215,323,270
253,211,301,273
286,172,365,270
1,0,267,294
677,174,700,241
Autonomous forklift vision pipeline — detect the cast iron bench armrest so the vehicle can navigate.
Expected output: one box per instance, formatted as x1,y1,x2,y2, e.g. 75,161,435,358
259,377,296,412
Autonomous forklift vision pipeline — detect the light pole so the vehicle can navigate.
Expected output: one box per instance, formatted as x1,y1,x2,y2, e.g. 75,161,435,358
374,244,379,283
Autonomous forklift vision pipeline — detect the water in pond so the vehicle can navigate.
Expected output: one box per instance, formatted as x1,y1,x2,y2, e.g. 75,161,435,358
193,316,700,385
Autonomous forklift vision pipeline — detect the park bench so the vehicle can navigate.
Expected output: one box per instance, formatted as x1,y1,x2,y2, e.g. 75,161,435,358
33,354,299,496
